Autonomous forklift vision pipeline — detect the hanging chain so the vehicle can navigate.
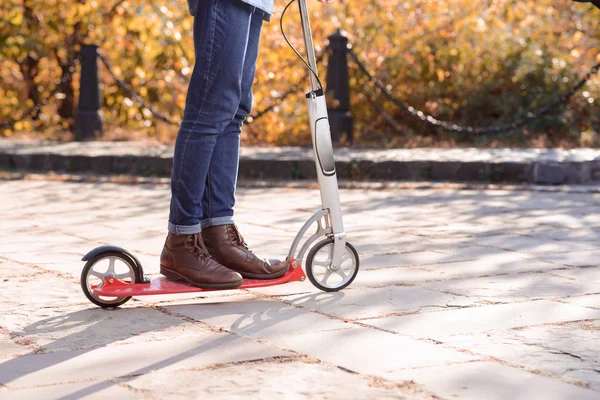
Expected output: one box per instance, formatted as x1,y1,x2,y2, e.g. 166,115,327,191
349,48,600,134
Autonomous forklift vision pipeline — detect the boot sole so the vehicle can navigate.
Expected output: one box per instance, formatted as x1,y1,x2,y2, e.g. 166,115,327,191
230,266,290,280
160,265,243,289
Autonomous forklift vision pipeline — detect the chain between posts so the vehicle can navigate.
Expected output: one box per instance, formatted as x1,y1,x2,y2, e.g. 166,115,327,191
0,67,76,129
97,50,325,127
4,44,597,134
349,48,600,135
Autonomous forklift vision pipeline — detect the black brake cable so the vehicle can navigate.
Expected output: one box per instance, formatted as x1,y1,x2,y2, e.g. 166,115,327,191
280,0,324,90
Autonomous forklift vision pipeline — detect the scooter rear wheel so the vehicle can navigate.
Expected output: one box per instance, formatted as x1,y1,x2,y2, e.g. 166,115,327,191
306,238,359,292
81,252,139,308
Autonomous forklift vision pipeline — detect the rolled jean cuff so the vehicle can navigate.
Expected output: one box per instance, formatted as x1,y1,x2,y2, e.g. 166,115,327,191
200,216,234,229
168,221,202,234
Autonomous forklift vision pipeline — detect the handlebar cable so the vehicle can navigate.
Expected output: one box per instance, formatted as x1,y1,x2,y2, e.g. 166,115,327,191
280,0,324,90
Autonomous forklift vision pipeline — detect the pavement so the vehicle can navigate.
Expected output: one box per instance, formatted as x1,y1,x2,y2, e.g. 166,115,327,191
1,178,600,399
4,139,600,184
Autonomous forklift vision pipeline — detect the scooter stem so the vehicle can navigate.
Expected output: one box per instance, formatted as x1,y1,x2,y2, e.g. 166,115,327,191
298,0,320,91
298,0,347,269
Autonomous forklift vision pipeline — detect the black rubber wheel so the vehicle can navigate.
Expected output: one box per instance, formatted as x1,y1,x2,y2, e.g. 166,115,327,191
306,238,359,292
80,251,141,308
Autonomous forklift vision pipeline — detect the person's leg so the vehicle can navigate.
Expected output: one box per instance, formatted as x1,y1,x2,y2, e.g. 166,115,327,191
168,0,257,234
200,9,289,280
199,5,263,229
161,0,259,288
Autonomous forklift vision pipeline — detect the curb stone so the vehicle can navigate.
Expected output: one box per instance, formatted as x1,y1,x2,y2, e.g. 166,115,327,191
2,140,600,184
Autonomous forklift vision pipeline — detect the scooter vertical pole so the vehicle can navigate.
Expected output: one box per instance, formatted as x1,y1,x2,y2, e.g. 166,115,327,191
298,0,347,269
298,0,320,91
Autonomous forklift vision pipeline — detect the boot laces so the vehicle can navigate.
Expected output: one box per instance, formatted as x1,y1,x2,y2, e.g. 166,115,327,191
231,225,250,250
184,233,212,260
231,225,271,264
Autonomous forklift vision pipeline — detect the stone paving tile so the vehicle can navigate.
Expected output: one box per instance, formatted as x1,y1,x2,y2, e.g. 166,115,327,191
5,179,600,398
360,251,473,270
433,244,532,260
267,327,477,375
2,252,88,272
561,294,600,309
343,214,417,232
384,362,600,400
131,284,251,304
125,360,421,399
499,211,600,231
360,301,600,337
248,266,444,297
236,187,322,211
0,380,139,400
563,369,600,393
419,272,596,302
283,286,471,320
467,235,598,254
439,322,600,391
400,236,483,251
342,231,430,255
235,212,312,235
536,227,600,243
0,273,83,312
0,333,31,359
413,245,559,274
58,224,165,248
2,232,93,255
13,210,110,228
28,260,90,279
347,265,444,286
367,207,476,224
552,266,600,283
436,244,531,261
416,257,562,278
473,212,600,232
244,280,315,297
0,259,38,278
7,139,600,163
537,249,600,267
0,333,287,388
0,303,212,353
163,294,351,338
394,222,501,237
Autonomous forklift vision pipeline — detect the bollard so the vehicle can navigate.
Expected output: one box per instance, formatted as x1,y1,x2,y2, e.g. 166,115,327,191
75,44,104,140
326,30,353,145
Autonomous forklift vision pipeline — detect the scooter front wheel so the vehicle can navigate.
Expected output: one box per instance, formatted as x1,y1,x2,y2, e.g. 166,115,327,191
306,238,359,292
81,252,139,308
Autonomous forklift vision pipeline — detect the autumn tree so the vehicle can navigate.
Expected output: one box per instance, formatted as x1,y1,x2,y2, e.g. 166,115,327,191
1,0,599,147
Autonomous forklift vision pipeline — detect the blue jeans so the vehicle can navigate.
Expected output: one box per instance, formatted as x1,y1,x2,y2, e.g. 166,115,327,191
168,0,263,234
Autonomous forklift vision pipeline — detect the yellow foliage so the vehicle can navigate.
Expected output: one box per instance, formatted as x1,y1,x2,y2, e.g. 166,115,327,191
0,0,599,146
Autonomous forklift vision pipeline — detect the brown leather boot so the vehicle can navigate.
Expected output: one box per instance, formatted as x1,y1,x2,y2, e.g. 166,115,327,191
160,232,243,289
201,224,289,279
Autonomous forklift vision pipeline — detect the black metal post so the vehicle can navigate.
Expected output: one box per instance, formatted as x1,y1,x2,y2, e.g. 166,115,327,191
326,30,353,145
75,44,103,140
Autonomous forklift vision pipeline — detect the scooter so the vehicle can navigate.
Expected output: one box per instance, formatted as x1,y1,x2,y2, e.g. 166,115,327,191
80,0,360,308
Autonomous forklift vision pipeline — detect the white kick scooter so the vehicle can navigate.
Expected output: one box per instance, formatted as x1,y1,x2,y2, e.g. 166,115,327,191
79,0,359,308
283,0,360,291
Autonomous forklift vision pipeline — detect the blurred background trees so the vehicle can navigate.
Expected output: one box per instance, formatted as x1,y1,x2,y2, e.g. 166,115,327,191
1,0,599,147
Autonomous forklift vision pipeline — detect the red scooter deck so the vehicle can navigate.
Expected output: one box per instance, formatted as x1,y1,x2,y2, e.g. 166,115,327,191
93,265,306,297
